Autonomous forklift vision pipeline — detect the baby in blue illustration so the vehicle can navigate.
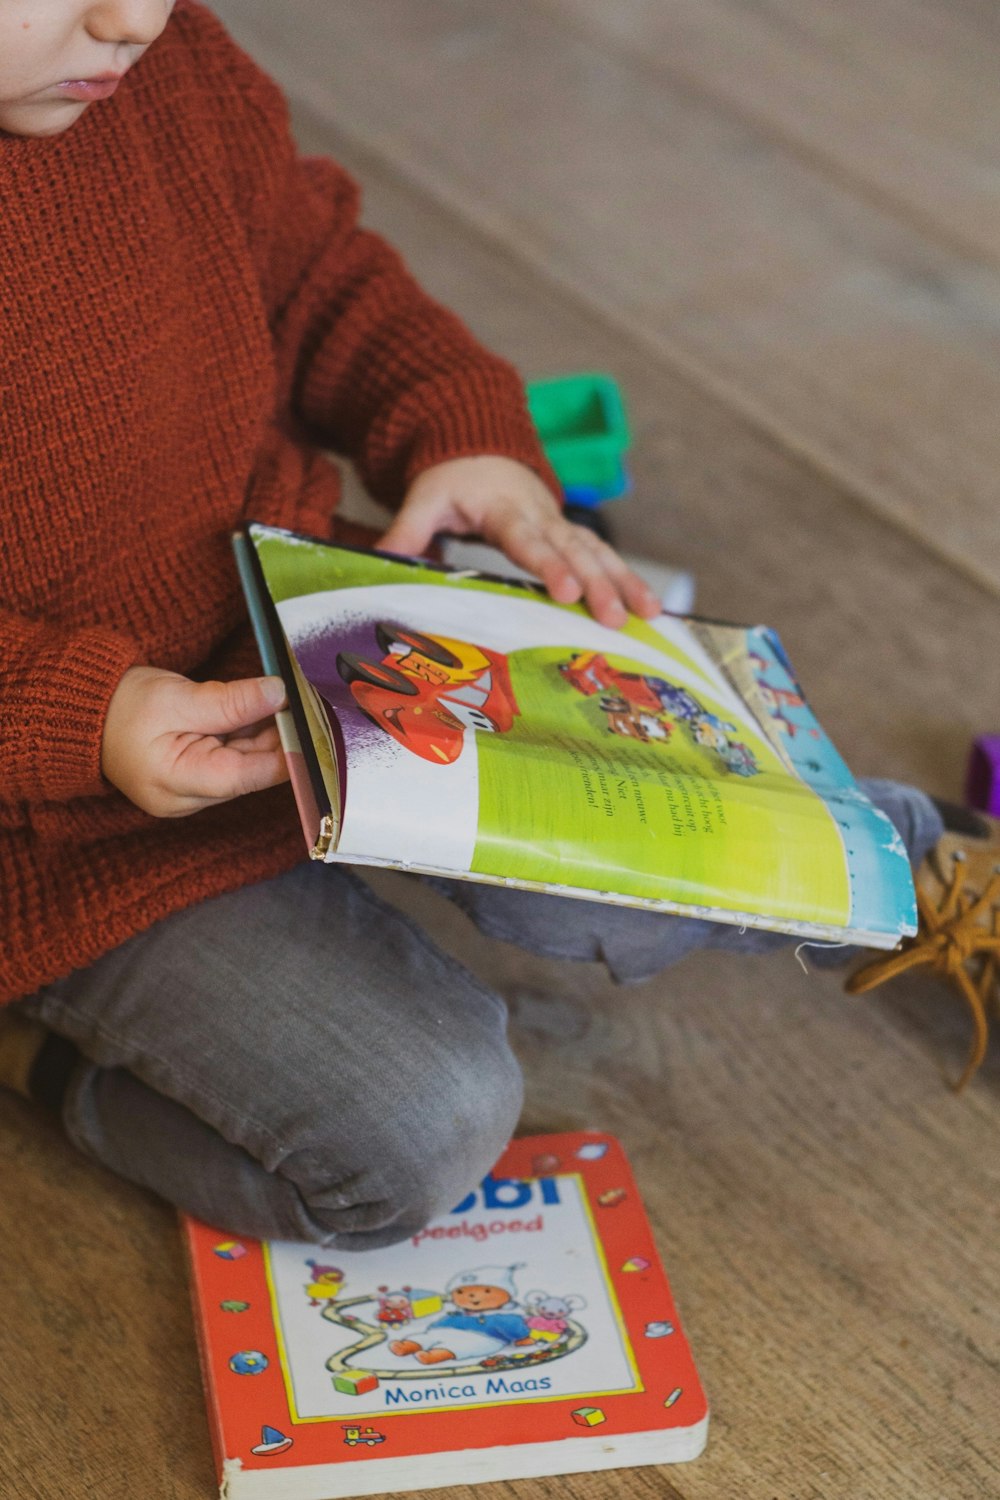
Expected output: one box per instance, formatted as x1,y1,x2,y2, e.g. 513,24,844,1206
390,1264,532,1365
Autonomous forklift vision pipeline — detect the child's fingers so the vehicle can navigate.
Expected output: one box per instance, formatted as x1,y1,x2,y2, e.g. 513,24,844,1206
498,519,584,603
545,527,632,627
170,739,289,806
575,538,661,620
225,720,282,751
496,518,660,627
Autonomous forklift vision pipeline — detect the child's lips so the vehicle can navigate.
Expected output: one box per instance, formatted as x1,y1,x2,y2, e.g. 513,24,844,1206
55,75,123,102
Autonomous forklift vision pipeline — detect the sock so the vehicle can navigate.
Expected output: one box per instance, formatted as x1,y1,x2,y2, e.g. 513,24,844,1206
929,798,990,840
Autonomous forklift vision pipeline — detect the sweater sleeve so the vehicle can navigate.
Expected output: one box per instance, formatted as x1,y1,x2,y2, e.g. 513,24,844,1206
0,611,143,804
262,154,559,507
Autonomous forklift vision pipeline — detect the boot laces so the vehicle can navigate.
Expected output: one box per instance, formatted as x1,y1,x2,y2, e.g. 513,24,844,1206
846,854,1000,1090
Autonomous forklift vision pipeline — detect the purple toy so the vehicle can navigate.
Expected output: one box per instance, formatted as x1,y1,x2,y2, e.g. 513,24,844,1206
965,735,1000,816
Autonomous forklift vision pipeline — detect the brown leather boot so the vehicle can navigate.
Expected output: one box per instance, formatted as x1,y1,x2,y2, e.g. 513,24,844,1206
846,817,1000,1089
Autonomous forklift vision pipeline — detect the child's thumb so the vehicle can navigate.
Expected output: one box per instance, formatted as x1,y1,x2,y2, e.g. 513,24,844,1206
185,676,287,734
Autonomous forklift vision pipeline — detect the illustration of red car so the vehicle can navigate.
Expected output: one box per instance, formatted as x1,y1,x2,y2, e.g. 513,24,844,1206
558,652,665,716
337,624,519,765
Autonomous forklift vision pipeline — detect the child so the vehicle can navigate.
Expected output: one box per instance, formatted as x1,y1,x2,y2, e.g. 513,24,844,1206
1,1,993,1250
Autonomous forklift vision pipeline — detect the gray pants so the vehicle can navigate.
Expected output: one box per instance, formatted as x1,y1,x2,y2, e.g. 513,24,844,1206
19,780,941,1250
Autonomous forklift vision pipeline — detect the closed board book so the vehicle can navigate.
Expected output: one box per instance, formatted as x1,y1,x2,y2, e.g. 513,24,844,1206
234,522,916,949
183,1131,708,1498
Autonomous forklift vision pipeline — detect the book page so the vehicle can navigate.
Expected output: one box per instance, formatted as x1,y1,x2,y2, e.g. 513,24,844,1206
247,527,915,942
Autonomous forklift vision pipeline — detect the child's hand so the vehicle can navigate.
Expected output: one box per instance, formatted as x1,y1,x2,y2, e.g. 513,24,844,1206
380,456,661,628
101,666,289,817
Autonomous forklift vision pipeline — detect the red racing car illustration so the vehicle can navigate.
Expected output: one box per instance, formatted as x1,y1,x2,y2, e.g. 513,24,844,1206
337,624,519,765
558,651,666,716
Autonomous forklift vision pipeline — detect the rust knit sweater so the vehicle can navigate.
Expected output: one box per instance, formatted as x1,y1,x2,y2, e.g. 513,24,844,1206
0,1,555,1006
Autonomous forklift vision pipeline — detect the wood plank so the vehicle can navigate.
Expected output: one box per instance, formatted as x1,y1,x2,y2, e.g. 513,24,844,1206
5,99,999,1499
543,0,1000,264
211,0,1000,597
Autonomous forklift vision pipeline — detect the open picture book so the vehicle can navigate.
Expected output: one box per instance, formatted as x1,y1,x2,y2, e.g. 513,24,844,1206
183,1132,708,1499
233,522,915,949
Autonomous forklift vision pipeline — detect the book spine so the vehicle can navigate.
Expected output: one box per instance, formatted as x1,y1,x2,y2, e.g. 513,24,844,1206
231,529,332,858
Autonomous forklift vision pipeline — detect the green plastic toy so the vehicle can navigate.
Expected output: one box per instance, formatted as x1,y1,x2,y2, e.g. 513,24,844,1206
526,373,631,504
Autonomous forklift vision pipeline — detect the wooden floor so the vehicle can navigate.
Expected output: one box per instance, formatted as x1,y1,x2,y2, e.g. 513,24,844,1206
6,3,1000,1498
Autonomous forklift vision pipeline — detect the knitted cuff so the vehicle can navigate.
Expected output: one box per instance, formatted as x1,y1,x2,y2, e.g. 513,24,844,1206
400,364,563,504
6,625,144,804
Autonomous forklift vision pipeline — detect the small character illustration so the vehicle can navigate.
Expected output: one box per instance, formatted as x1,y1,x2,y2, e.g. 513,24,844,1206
304,1259,345,1306
598,694,671,743
341,1425,387,1448
389,1264,532,1365
689,716,730,755
720,740,759,777
219,1300,250,1314
376,1285,414,1326
689,716,760,777
523,1290,587,1340
337,624,519,765
757,682,804,714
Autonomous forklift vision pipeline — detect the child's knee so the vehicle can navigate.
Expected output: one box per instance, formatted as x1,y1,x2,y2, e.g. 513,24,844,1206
286,1038,525,1249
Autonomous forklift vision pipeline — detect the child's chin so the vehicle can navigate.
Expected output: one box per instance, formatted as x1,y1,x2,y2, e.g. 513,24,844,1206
1,99,89,139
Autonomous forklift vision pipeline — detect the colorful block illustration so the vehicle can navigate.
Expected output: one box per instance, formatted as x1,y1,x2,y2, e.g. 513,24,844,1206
571,1406,606,1427
530,1327,561,1343
214,1240,247,1260
407,1290,444,1319
333,1369,380,1397
621,1256,650,1273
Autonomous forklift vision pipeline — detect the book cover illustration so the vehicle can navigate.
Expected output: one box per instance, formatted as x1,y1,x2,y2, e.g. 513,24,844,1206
236,524,915,946
184,1133,708,1497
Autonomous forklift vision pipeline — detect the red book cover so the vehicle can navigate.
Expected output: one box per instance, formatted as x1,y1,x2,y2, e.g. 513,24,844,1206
183,1131,709,1497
